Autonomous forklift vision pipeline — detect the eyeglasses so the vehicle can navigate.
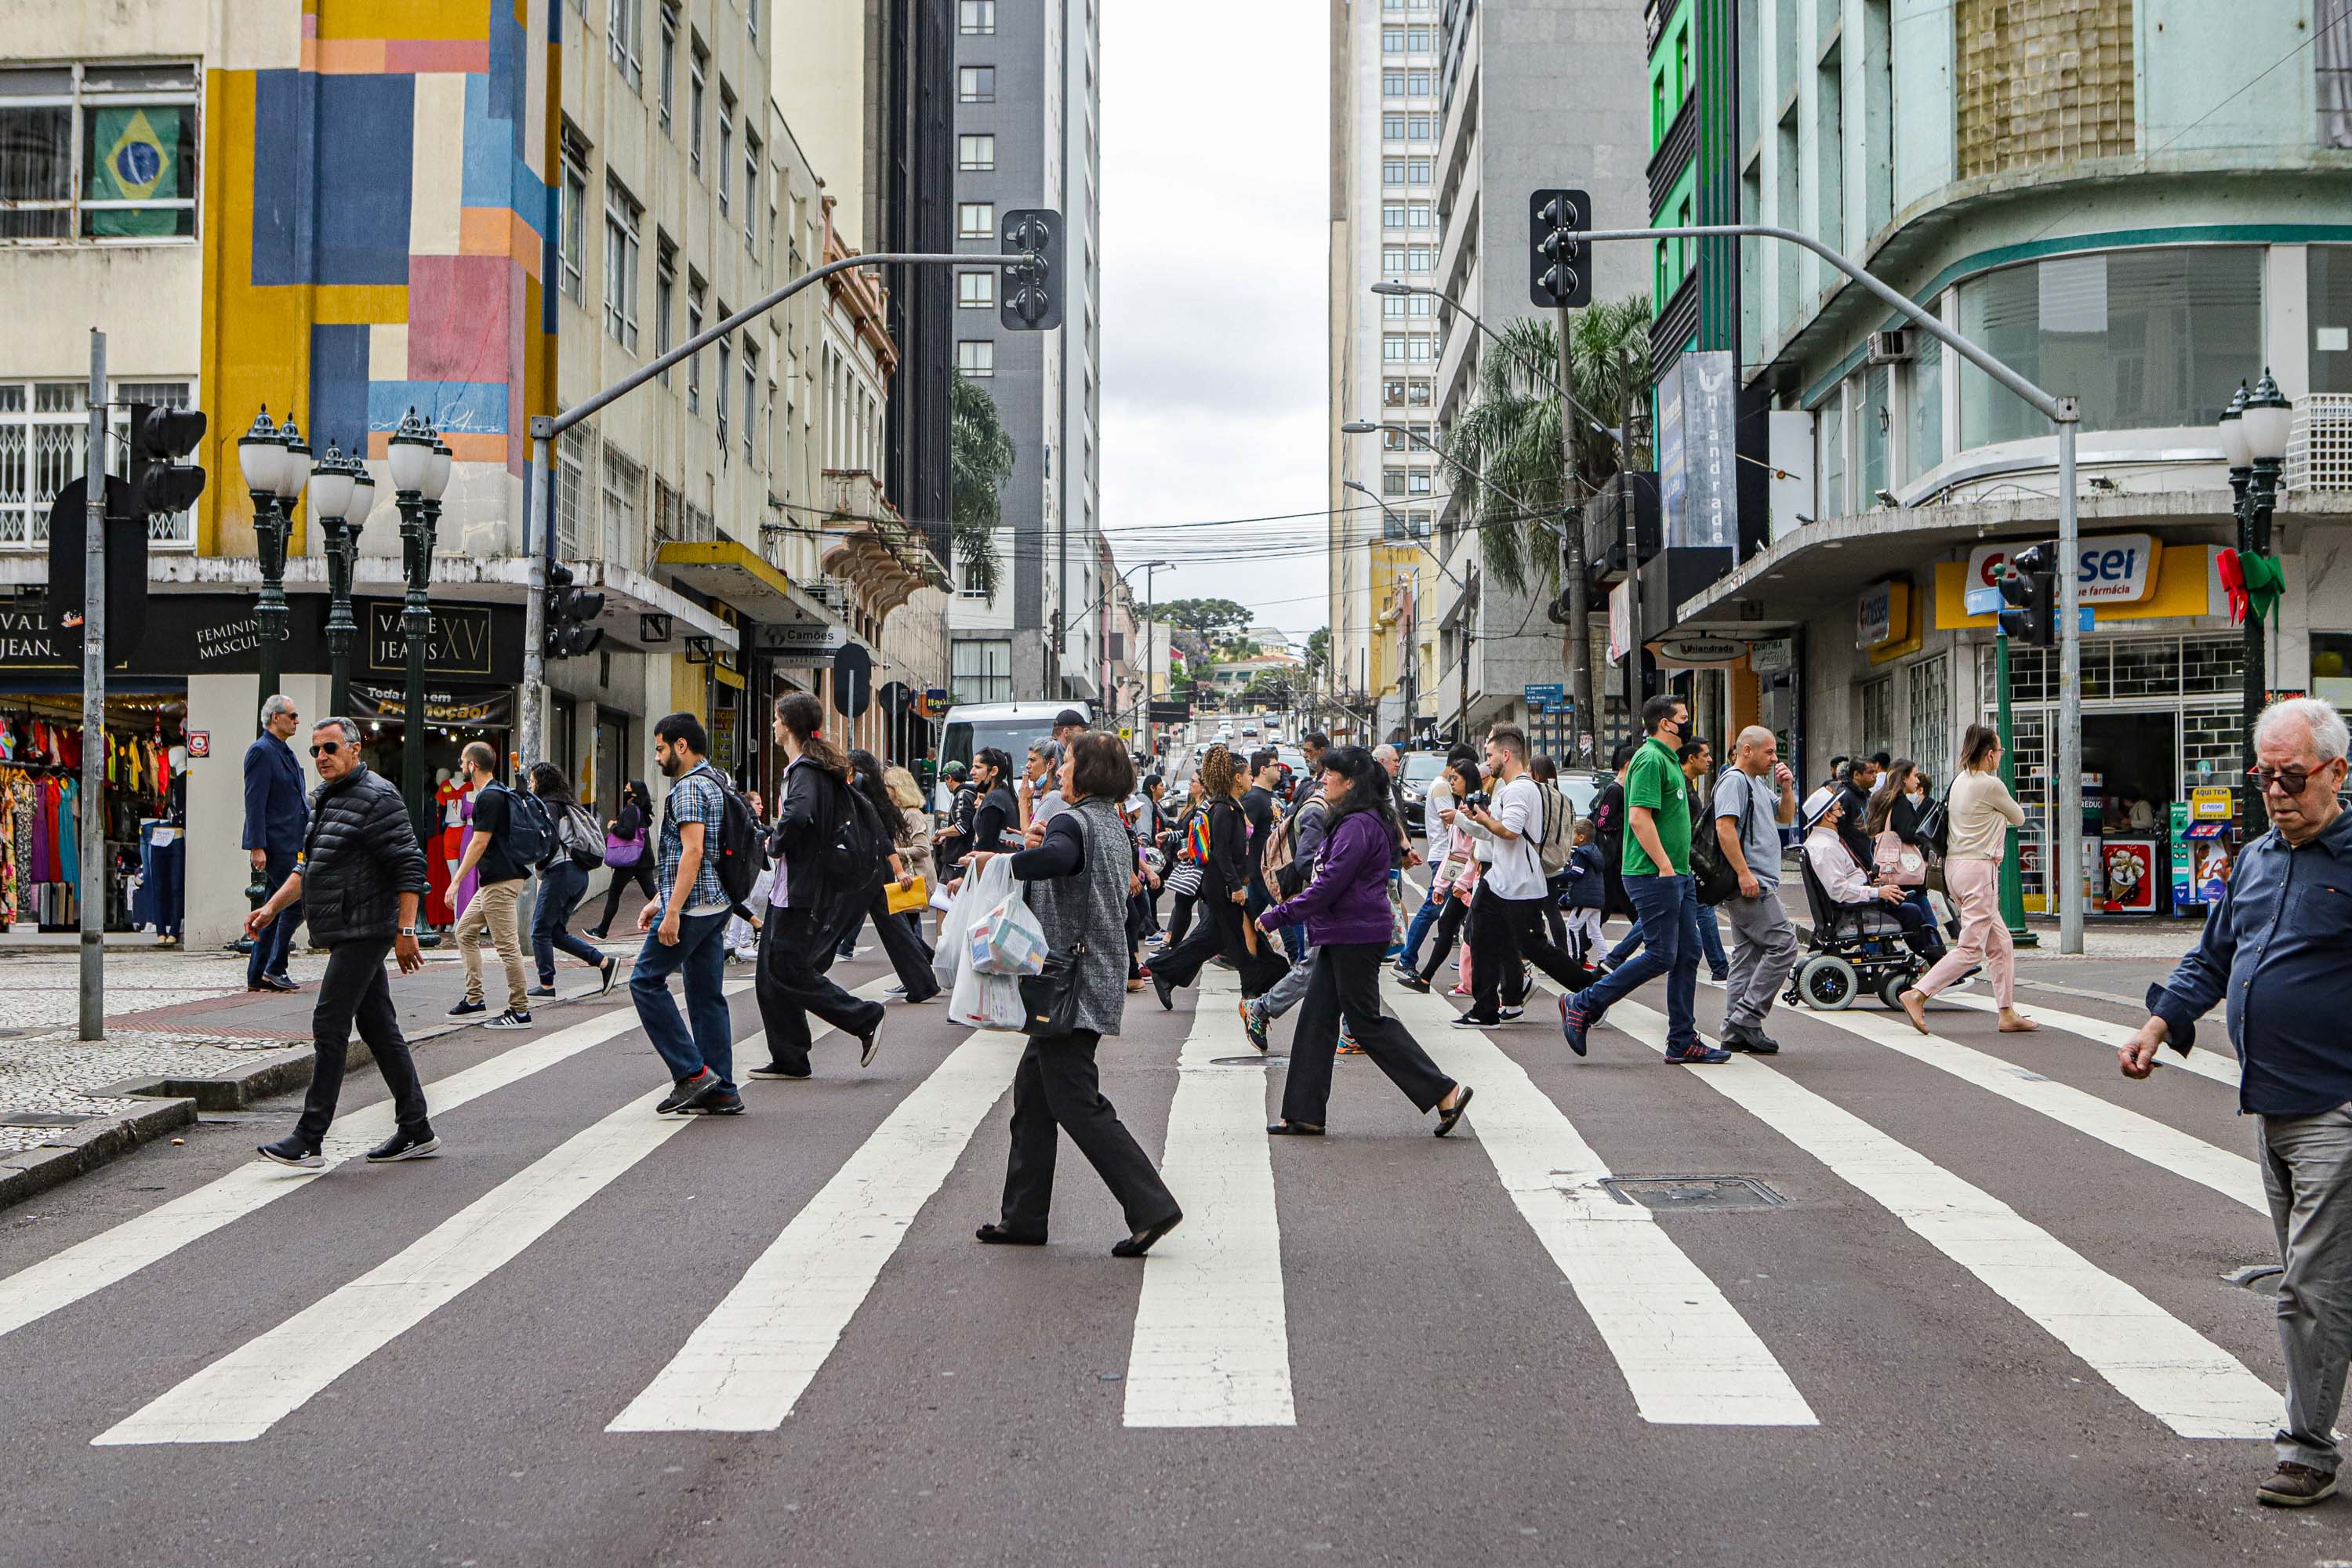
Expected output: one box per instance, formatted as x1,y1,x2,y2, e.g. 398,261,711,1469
309,741,344,757
2250,763,2332,796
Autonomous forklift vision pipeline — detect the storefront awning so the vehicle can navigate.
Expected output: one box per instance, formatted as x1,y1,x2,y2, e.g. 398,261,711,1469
653,539,798,624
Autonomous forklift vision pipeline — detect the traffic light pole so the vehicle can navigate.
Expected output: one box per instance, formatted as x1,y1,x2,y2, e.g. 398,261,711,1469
79,331,105,1040
518,249,1033,771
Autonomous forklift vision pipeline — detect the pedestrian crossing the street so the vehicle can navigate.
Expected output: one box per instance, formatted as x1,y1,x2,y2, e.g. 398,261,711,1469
0,958,2291,1456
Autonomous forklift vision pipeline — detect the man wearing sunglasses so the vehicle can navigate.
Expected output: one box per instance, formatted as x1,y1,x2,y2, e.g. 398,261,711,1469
2124,696,2352,1509
245,718,435,1167
241,694,309,992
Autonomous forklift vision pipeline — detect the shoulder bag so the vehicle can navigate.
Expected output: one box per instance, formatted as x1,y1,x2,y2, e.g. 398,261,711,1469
1874,828,1927,887
1018,808,1093,1036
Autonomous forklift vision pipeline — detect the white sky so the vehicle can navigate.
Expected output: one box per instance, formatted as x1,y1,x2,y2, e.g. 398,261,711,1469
1097,0,1330,644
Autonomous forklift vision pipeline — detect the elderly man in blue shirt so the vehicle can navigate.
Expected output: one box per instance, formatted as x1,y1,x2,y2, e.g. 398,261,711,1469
2124,695,2352,1509
242,693,309,991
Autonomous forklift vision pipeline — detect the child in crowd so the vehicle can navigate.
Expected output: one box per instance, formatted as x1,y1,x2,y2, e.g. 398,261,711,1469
1559,818,1606,967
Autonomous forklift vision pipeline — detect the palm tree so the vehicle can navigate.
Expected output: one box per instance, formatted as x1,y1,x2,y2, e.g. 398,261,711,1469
1441,296,1653,594
949,370,1013,600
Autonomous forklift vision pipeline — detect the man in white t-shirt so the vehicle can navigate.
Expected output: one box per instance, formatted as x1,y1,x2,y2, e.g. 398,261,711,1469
1453,724,1588,1028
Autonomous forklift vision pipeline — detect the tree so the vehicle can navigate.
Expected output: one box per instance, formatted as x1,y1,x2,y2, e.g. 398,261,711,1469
1443,296,1653,593
949,371,1014,601
1145,597,1252,666
1302,626,1329,684
1241,673,1294,709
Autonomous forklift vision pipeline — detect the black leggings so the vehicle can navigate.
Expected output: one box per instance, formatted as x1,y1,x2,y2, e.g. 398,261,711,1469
592,859,658,935
1151,892,1289,1000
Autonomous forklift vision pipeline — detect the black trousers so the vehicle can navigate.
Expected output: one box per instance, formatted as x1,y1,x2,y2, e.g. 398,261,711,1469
1163,891,1199,949
1842,899,1947,963
1468,885,1590,1022
1000,1027,1180,1236
856,887,940,1001
1150,891,1288,999
757,905,887,1074
1280,942,1454,1127
293,939,430,1145
593,859,658,934
1412,891,1472,982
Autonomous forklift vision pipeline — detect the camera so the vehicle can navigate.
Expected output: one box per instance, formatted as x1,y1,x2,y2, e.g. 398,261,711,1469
1460,791,1490,811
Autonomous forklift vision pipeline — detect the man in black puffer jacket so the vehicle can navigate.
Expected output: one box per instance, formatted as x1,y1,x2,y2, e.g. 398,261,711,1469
245,717,437,1167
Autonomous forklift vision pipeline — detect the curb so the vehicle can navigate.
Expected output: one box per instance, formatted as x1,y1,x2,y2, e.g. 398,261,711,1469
0,1095,199,1211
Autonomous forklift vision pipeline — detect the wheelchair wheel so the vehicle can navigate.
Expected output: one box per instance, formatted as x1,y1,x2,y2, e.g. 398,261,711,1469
1795,954,1859,1011
1878,969,1915,1011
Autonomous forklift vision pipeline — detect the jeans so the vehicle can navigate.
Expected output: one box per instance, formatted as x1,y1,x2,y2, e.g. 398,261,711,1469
456,877,530,1011
151,834,184,940
292,939,430,1146
1399,878,1444,970
248,851,301,985
532,860,605,983
1572,873,1700,1051
630,908,735,1089
1696,902,1730,976
2261,1104,2352,1474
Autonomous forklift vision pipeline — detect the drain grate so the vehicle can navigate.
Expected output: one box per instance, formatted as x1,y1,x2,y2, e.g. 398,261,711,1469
2226,1263,2285,1293
1598,1174,1788,1211
0,1111,96,1129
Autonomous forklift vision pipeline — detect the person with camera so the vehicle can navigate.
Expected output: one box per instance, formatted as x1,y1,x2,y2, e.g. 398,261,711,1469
1454,724,1587,1029
966,732,1184,1258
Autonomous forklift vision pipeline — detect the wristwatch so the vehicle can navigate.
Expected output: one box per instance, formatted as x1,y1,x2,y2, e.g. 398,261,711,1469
399,925,419,936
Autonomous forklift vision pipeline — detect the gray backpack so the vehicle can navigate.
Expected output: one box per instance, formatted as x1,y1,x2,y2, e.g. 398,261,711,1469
1536,784,1574,876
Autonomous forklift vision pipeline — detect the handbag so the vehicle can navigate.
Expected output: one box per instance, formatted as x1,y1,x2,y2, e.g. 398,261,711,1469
604,829,644,868
1017,807,1095,1036
1874,829,1927,887
886,875,928,915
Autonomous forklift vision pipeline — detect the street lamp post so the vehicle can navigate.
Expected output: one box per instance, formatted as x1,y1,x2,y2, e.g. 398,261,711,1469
2220,372,2295,829
388,408,448,848
237,409,308,722
310,441,361,718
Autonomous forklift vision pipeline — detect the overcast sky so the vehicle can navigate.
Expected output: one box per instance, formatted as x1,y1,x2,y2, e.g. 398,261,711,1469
1098,0,1329,643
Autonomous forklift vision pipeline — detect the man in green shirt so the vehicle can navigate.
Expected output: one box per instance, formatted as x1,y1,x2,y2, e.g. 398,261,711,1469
1561,694,1726,1064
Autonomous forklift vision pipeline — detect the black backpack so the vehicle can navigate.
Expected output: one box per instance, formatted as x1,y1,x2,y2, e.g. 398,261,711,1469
815,775,888,913
488,782,557,868
707,776,767,906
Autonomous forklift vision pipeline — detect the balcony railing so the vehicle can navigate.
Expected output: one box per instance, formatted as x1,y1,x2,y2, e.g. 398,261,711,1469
1647,92,1696,214
2288,394,2352,493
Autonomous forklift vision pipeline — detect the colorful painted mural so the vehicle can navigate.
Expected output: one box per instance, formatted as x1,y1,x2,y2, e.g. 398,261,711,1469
198,0,558,556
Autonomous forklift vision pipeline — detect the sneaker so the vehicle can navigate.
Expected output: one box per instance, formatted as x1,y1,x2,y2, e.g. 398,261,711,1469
746,1062,811,1080
1392,970,1432,995
681,1091,745,1116
1446,984,1472,998
528,984,558,999
485,1008,533,1029
1450,1013,1501,1029
1709,970,1731,984
1497,1005,1525,1022
1559,995,1592,1058
256,1135,324,1169
1336,1022,1363,1054
365,1127,441,1162
1664,1044,1733,1065
598,955,621,996
658,1067,724,1115
446,998,488,1018
2258,1462,2338,1507
857,1014,885,1069
1240,998,1271,1054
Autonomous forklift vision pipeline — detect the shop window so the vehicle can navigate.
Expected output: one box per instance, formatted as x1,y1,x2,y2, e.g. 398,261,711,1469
2109,638,2180,699
2179,633,2247,694
2315,632,2352,709
1906,655,1948,776
1860,675,1895,762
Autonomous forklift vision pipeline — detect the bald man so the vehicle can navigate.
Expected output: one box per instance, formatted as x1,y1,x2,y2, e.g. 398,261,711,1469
1712,724,1799,1053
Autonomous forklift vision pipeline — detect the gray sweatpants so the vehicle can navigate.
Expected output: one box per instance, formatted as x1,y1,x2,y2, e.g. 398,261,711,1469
1719,887,1797,1029
1251,942,1317,1021
2262,1104,2352,1473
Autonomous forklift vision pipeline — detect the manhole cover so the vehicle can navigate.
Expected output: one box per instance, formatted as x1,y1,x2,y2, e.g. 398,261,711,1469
1598,1175,1788,1211
0,1111,95,1128
1209,1055,1288,1066
2226,1263,2285,1292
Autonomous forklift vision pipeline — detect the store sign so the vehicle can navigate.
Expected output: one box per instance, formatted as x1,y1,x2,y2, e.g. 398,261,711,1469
1967,533,2161,605
2190,785,2235,822
1649,637,1748,670
348,684,516,728
365,602,495,677
1607,580,1633,663
759,622,848,663
1660,351,1738,550
1748,635,1795,677
1857,580,1911,652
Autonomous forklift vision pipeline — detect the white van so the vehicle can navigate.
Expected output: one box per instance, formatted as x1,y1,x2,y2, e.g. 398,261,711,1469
935,700,1094,811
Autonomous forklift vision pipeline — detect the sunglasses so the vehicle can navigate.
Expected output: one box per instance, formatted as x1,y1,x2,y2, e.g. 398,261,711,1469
2249,763,2336,797
309,741,345,757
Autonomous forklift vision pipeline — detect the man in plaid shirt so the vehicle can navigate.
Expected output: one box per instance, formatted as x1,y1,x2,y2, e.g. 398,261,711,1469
630,712,741,1116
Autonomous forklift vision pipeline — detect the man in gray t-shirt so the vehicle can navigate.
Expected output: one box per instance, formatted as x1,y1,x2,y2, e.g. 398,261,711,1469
1713,727,1801,1051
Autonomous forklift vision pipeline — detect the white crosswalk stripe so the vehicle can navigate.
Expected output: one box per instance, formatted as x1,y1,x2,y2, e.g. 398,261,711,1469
1937,991,2242,1087
1606,998,2279,1439
1392,985,1819,1427
0,982,751,1345
1124,975,1295,1427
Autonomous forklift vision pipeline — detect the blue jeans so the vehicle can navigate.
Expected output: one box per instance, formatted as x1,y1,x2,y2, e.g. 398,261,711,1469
1697,900,1730,976
248,851,300,984
533,859,606,984
1572,873,1701,1051
1603,920,1643,969
1400,877,1443,969
630,909,735,1089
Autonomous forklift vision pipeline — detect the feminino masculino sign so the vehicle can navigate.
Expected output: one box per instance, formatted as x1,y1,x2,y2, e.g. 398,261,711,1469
0,594,524,681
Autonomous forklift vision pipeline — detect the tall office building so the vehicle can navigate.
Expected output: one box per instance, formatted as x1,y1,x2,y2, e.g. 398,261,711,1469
946,0,1104,706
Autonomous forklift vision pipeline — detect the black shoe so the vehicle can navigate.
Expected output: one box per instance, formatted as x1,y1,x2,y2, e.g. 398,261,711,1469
1497,1005,1525,1022
1392,970,1432,995
586,927,610,942
681,1091,744,1116
598,956,620,996
1265,1119,1326,1135
1450,1013,1501,1029
527,984,558,999
857,1014,884,1069
485,1008,533,1029
1434,1084,1475,1138
746,1062,811,1080
1152,971,1176,1011
365,1127,441,1162
975,1223,1047,1246
260,973,301,993
447,997,488,1018
658,1067,721,1115
1720,1022,1780,1054
256,1135,323,1169
1112,1211,1184,1258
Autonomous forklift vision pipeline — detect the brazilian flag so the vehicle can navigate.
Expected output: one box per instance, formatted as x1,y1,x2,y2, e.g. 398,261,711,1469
86,107,182,238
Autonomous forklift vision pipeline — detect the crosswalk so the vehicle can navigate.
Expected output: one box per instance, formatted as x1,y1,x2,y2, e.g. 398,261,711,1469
0,951,2291,1454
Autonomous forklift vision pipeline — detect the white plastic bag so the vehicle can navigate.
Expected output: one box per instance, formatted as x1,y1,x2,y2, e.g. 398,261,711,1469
934,855,1012,990
969,880,1048,978
949,955,1027,1029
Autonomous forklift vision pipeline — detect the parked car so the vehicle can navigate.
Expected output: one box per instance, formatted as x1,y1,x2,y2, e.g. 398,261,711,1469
1397,750,1450,833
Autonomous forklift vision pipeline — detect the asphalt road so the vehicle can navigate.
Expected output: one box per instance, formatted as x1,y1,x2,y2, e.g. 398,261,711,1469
0,904,2332,1568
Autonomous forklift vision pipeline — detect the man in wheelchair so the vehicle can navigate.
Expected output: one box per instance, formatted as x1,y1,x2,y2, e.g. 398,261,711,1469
1801,792,1947,966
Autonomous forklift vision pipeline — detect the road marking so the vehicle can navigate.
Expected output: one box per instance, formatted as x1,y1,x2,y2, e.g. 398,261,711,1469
1388,985,1818,1427
608,1027,1025,1432
1936,991,2241,1088
1607,999,2279,1439
1125,974,1294,1428
0,980,751,1345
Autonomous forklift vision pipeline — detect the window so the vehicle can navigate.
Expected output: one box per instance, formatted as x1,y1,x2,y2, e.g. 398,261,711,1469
1407,246,1431,272
603,176,641,350
1381,201,1405,230
1407,510,1432,537
960,66,996,103
1382,334,1406,363
1382,245,1405,272
743,130,759,252
1408,294,1434,316
688,41,706,176
958,270,996,309
1406,380,1431,405
1382,70,1406,97
957,201,995,241
1906,336,1942,480
0,62,199,241
608,0,642,90
1382,295,1406,319
960,0,996,33
1818,385,1846,515
556,428,589,556
1407,159,1430,184
1383,469,1407,496
1406,27,1432,50
1407,335,1432,361
959,133,995,170
685,275,705,412
716,330,731,452
557,137,588,302
958,339,996,376
953,640,1013,702
1382,27,1405,53
654,236,675,381
656,5,676,131
2314,248,2352,395
1383,158,1404,185
1859,363,1889,502
1382,379,1405,406
1382,114,1405,140
742,340,758,464
1409,472,1433,496
1957,248,2264,448
746,0,759,42
959,554,994,600
600,447,641,564
1406,114,1431,140
1406,71,1430,95
716,85,733,216
1406,201,1430,229
0,379,196,547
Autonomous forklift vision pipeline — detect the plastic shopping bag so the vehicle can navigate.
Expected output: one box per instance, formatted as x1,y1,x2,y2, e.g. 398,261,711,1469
934,855,1012,990
949,953,1027,1030
969,880,1049,978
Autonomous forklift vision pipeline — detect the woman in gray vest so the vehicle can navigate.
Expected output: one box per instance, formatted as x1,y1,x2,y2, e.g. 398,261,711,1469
961,730,1184,1258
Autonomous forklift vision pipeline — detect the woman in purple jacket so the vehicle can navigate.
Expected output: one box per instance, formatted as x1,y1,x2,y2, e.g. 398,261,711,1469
1257,746,1473,1138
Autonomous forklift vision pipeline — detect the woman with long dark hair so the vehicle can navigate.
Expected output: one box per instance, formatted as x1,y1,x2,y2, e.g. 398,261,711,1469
1148,745,1289,1006
1393,756,1486,995
1866,755,1936,932
1258,746,1472,1138
587,779,657,938
526,763,619,997
748,694,888,1078
839,746,941,1004
1156,774,1207,953
964,731,1182,1257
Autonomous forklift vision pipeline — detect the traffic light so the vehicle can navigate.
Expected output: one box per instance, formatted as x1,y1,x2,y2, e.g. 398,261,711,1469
544,561,606,659
1530,188,1592,309
1995,544,2058,647
999,208,1064,332
125,401,209,521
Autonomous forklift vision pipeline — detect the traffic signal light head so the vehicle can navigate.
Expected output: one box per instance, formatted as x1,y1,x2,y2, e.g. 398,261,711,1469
1994,543,2059,647
125,402,209,519
999,208,1064,332
543,560,606,659
1530,188,1592,309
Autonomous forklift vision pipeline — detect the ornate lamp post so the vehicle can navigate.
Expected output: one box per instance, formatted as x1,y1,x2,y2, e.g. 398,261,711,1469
388,409,448,844
2221,371,2295,824
309,441,361,718
238,409,307,717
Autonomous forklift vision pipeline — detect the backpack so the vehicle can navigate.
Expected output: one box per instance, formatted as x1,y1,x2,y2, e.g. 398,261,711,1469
802,772,887,924
1258,791,1324,902
710,775,768,906
1915,783,1954,860
1535,783,1575,877
557,801,605,869
489,783,557,868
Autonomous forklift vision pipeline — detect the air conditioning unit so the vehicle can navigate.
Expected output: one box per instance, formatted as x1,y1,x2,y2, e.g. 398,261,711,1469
1865,329,1915,365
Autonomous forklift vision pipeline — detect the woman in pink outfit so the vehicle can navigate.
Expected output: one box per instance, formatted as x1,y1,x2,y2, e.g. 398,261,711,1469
1901,723,2036,1034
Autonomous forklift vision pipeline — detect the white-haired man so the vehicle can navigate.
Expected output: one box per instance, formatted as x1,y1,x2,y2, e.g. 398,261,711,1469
241,694,308,988
2124,695,2352,1508
1712,725,1798,1052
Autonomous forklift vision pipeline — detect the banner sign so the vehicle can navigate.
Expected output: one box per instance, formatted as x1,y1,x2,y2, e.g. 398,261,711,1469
1662,350,1737,550
347,684,515,728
